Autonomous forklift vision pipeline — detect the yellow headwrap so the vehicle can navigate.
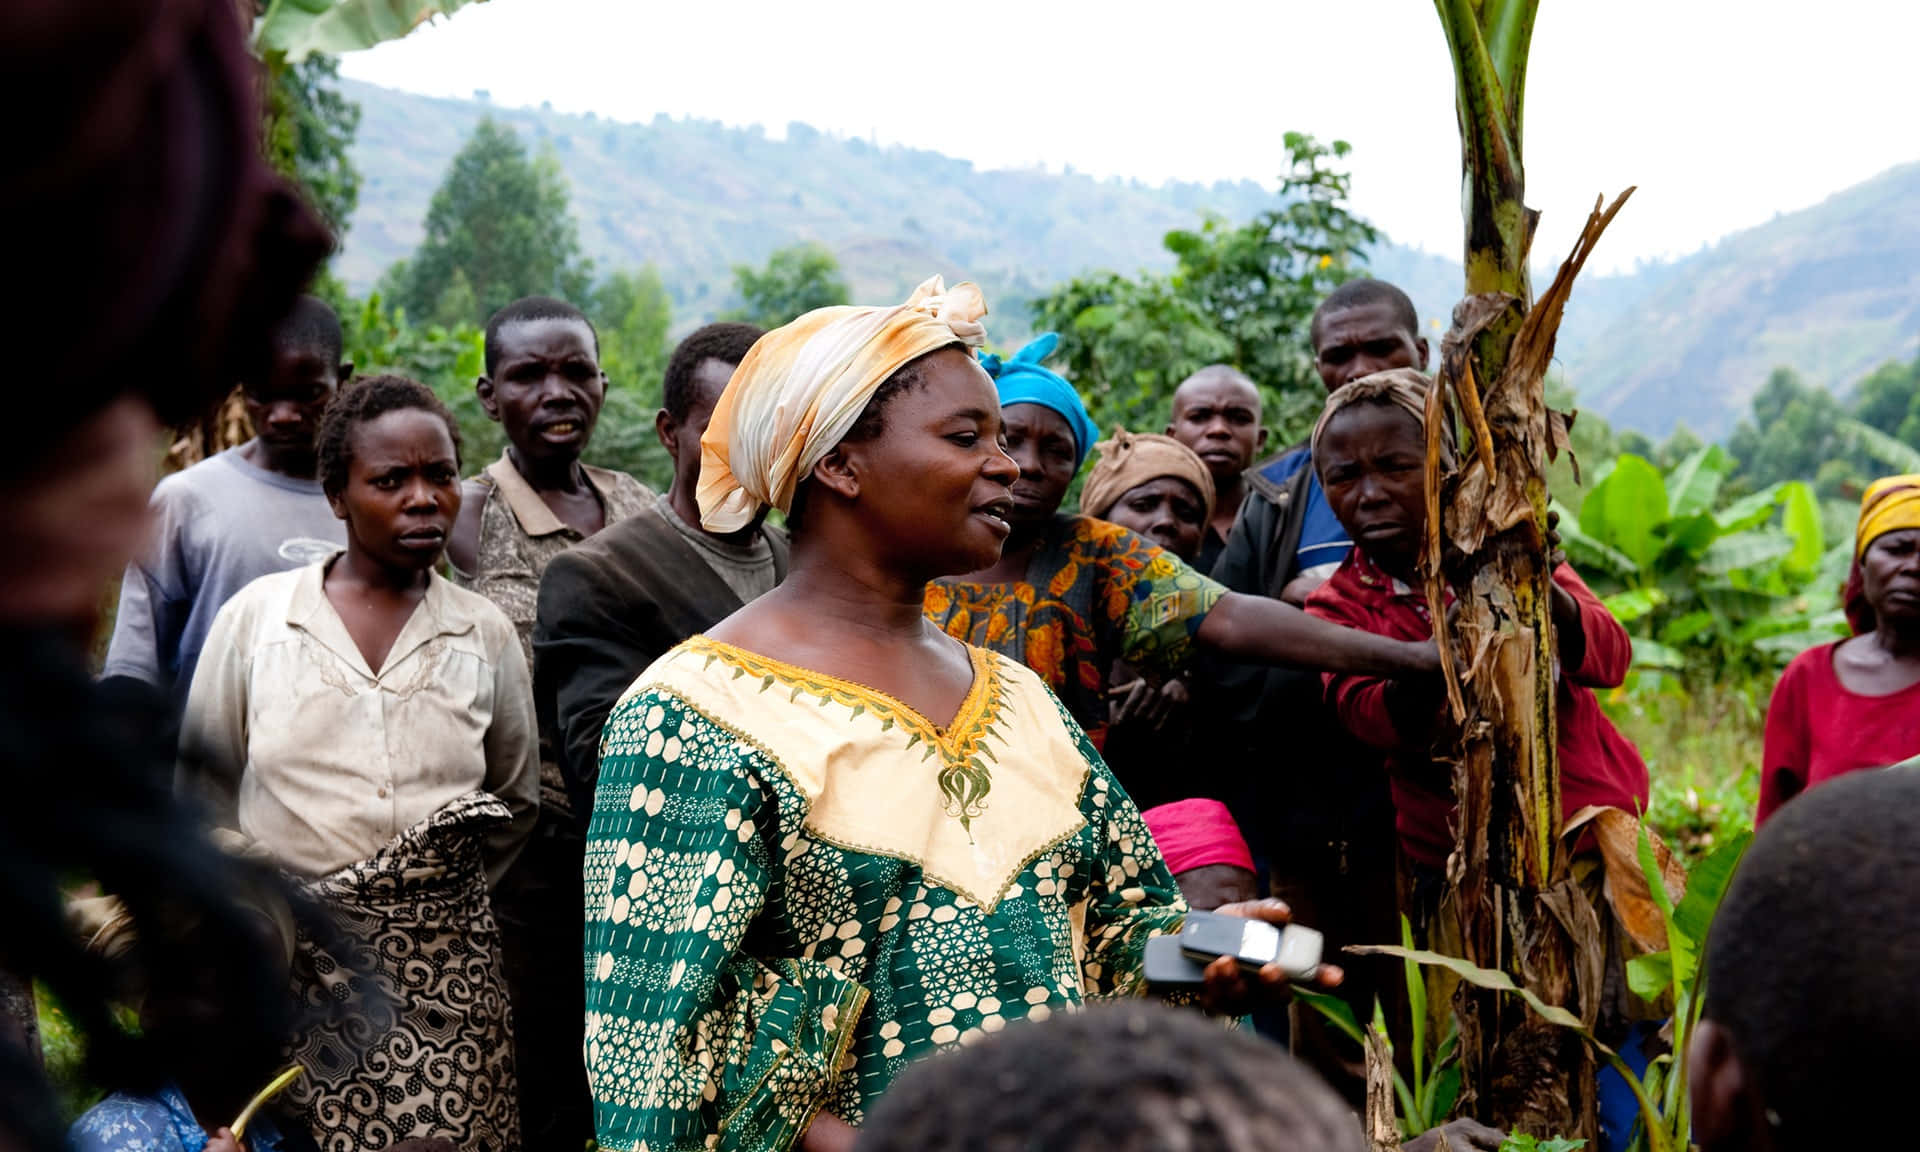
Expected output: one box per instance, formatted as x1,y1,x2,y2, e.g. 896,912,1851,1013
1080,428,1216,524
697,275,988,533
1856,474,1920,560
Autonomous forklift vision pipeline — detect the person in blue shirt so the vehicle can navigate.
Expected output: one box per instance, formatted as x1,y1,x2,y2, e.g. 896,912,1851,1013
1205,278,1429,1102
71,1086,287,1152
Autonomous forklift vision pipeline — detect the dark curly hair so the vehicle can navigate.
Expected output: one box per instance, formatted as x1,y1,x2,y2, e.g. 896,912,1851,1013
662,322,764,420
317,375,462,499
859,1000,1366,1152
1704,767,1920,1150
1309,278,1421,349
484,296,599,377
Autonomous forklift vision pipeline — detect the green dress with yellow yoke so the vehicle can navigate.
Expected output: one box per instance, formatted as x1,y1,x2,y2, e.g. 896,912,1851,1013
583,635,1189,1152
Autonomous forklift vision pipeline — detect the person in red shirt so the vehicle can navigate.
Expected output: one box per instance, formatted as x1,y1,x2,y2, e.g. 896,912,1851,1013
1300,369,1650,887
1759,473,1920,825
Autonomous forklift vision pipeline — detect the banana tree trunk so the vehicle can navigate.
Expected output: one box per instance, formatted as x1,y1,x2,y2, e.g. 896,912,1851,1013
1427,0,1630,1137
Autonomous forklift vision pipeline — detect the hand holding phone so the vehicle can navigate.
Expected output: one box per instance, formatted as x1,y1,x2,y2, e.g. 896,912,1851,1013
1179,909,1323,981
1143,908,1329,992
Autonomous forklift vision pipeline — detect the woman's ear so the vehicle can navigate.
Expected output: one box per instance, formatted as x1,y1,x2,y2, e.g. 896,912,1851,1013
812,443,862,503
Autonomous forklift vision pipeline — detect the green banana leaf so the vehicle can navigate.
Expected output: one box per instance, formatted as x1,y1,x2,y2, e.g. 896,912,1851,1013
1348,944,1587,1033
1780,481,1824,579
1552,499,1638,581
1697,530,1794,575
1602,587,1666,623
1713,483,1787,534
1671,829,1753,946
254,0,490,62
1579,453,1667,572
1665,445,1730,519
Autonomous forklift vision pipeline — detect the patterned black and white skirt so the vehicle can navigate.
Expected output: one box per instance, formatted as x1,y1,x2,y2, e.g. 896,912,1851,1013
284,791,521,1152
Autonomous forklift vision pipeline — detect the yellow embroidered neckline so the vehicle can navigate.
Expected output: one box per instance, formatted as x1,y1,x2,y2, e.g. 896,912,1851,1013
683,635,1009,830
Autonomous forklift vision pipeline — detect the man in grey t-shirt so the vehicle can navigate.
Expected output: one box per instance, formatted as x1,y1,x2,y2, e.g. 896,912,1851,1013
103,296,350,710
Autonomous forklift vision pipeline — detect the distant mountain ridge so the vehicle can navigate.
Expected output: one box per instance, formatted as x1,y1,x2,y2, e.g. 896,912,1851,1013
1560,161,1920,437
339,80,1920,438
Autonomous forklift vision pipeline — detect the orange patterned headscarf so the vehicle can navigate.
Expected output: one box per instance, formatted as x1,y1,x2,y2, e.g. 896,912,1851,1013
697,276,988,533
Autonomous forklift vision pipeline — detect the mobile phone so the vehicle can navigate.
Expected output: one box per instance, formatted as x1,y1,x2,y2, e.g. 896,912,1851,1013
1178,910,1324,981
1143,934,1209,987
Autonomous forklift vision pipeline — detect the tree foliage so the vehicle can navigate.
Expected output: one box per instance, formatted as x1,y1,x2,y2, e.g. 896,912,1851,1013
1031,133,1378,445
722,243,850,329
1726,355,1920,499
263,55,362,242
395,117,592,328
593,266,674,395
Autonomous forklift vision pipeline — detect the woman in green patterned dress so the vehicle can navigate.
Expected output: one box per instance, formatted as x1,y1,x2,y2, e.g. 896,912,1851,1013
583,279,1338,1152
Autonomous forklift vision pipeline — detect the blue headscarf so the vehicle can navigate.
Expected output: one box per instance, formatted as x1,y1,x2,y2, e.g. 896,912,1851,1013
979,332,1099,471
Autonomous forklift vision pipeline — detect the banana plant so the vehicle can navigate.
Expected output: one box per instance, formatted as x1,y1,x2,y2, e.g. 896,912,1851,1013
1555,445,1847,681
253,0,491,63
1425,0,1632,1135
166,0,490,469
1354,821,1751,1152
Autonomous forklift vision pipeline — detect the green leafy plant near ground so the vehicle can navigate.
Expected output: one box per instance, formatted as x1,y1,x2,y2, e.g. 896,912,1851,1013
1605,681,1762,860
1299,918,1460,1142
1349,822,1752,1152
1499,1137,1586,1152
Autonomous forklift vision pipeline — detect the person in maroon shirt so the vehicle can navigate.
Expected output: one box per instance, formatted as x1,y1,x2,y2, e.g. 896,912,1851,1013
1759,473,1920,824
1299,369,1651,883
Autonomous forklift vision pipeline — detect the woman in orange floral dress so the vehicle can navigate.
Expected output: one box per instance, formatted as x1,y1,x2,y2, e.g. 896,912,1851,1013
925,334,1438,751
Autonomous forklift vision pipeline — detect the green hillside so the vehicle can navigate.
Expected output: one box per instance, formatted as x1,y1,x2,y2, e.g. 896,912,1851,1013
339,80,1919,437
340,79,1282,337
1561,162,1920,437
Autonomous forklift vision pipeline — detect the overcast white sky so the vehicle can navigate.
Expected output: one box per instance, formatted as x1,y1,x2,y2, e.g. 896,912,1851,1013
341,1,1920,275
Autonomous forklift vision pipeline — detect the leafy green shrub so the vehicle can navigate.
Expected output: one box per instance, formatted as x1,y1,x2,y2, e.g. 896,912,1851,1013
1558,445,1847,688
1032,133,1378,446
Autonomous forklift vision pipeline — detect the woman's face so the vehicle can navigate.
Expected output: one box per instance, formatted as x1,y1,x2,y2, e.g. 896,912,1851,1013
1862,527,1920,629
330,409,462,573
843,348,1020,577
1100,477,1208,561
1316,402,1427,574
1001,402,1080,529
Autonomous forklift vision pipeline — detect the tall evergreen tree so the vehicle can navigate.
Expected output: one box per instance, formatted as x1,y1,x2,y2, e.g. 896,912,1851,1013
397,117,591,327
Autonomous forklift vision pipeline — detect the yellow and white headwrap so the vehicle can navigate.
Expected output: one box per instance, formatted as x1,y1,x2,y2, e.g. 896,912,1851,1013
1856,474,1920,560
697,275,989,533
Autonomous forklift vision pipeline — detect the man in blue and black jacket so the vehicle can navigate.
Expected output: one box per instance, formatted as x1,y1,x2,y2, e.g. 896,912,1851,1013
1208,278,1429,1099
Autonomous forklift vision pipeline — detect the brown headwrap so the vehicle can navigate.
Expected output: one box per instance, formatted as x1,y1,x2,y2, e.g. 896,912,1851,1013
1081,428,1216,523
1309,368,1448,469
